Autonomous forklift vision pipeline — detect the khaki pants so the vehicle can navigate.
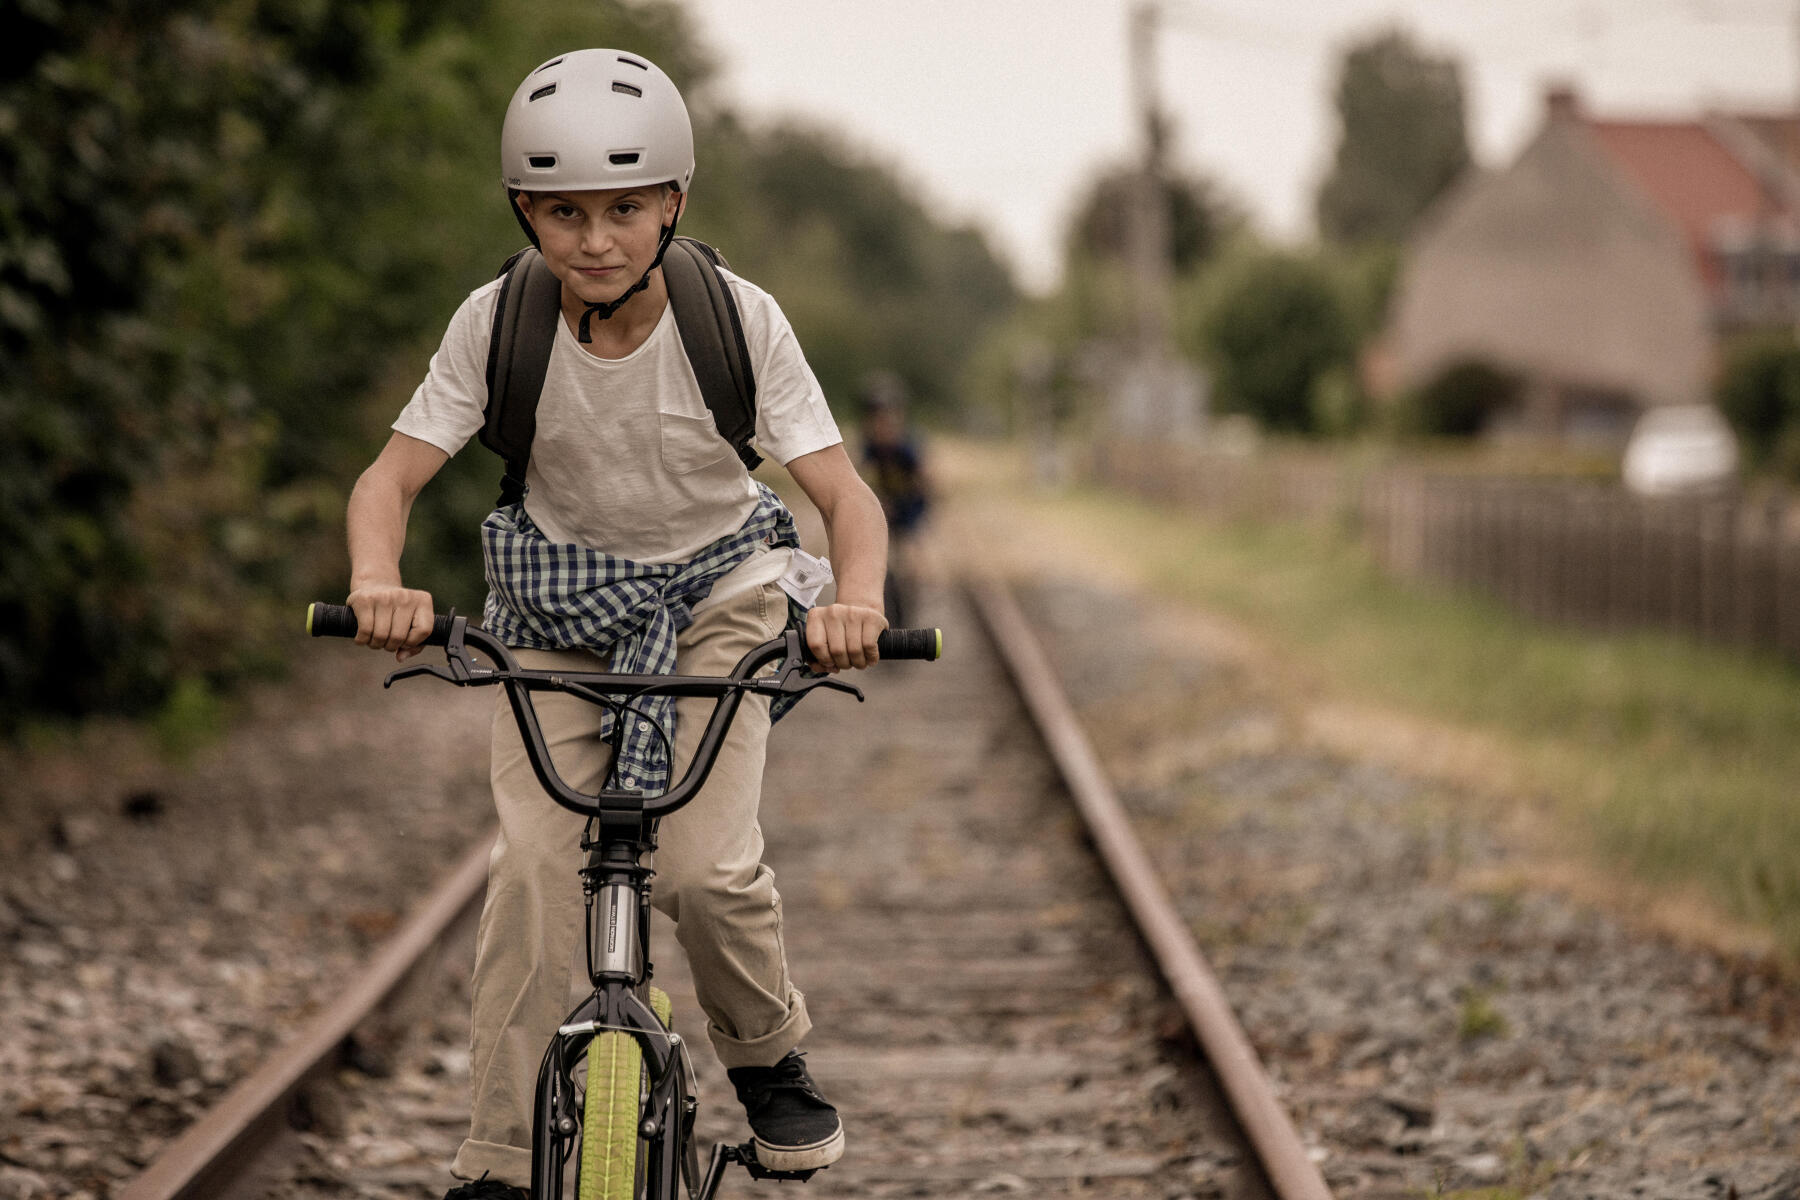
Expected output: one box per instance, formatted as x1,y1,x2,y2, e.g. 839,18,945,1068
452,579,812,1183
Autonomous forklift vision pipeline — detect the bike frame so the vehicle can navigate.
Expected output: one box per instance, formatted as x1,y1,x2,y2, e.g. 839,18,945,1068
382,617,857,1199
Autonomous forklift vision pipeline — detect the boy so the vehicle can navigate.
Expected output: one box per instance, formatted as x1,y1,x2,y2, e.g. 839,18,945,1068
343,49,888,1199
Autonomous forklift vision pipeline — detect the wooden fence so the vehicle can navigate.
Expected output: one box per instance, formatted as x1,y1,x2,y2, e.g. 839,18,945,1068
1093,439,1800,660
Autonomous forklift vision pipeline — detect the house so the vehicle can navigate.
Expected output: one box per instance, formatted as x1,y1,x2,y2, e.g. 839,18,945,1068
1380,86,1800,444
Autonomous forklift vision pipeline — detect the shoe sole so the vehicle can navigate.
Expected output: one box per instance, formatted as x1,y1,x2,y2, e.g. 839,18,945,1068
752,1125,845,1172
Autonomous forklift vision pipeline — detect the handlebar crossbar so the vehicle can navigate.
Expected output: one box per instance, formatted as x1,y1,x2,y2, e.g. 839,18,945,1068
306,602,940,822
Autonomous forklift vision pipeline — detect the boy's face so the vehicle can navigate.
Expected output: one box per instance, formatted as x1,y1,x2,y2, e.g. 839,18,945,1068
515,185,684,306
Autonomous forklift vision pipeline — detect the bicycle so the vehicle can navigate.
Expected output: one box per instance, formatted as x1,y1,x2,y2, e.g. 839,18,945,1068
306,602,941,1200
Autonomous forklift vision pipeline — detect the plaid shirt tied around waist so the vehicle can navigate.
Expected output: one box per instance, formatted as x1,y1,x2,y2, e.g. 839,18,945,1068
482,481,805,794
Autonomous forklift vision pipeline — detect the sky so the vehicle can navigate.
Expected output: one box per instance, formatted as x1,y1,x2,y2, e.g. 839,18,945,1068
677,0,1799,293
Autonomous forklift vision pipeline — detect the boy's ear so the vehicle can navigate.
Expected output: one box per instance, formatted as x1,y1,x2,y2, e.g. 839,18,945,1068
513,191,537,228
667,187,686,222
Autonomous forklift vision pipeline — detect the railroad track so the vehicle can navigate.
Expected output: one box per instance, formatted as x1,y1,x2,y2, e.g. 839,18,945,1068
119,580,1329,1200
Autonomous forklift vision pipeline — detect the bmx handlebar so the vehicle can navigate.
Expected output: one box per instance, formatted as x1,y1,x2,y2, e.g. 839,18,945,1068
306,602,941,821
305,602,942,662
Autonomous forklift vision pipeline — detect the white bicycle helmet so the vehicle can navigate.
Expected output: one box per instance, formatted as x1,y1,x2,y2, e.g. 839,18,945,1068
499,49,695,339
500,49,694,193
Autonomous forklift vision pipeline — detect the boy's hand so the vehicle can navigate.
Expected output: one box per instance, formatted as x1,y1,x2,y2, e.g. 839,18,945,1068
346,583,437,661
805,603,888,673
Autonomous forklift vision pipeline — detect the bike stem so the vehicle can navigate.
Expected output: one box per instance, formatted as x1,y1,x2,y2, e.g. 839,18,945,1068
583,837,652,988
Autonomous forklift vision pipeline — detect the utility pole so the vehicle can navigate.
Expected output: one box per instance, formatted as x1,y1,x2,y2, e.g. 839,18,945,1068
1128,0,1172,355
1127,3,1172,380
1121,1,1191,438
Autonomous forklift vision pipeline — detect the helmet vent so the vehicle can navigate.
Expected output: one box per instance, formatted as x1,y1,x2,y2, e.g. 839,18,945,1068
612,81,643,98
528,83,557,102
534,57,563,74
617,55,649,70
527,155,558,169
608,152,640,165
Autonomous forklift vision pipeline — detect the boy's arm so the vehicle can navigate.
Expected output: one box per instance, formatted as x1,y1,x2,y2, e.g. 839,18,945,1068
346,432,450,661
785,444,889,672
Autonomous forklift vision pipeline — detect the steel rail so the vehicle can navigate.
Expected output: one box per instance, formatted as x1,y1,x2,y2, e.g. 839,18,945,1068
118,831,495,1200
969,577,1333,1200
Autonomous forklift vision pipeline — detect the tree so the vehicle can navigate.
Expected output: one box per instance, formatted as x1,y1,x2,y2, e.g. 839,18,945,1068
0,0,1017,730
1186,248,1354,434
1065,166,1238,276
1315,28,1471,246
684,119,1017,416
0,0,686,725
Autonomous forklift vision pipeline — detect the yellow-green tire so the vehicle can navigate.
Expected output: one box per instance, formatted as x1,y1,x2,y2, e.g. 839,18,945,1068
649,985,672,1027
578,1031,641,1200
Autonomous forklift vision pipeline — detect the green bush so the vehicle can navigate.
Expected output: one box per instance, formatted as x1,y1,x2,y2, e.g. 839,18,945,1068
1406,358,1521,438
1716,332,1800,475
1184,247,1354,434
1309,365,1369,437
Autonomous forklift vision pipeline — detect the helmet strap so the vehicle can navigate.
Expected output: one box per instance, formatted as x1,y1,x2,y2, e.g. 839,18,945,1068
577,208,682,343
507,188,540,249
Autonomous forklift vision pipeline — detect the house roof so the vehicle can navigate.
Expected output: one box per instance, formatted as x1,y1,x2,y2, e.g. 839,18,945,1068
1583,111,1800,293
1735,114,1800,167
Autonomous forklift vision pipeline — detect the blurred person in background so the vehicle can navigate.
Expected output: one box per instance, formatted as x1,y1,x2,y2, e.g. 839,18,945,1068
857,372,933,627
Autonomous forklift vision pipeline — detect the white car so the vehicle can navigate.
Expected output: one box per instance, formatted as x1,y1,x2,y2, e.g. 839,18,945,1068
1621,404,1739,496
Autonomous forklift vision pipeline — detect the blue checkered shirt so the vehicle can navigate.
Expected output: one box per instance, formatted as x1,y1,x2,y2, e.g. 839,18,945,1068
482,482,804,794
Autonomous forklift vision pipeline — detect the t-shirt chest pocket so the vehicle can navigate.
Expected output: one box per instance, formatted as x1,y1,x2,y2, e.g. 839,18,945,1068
658,410,733,475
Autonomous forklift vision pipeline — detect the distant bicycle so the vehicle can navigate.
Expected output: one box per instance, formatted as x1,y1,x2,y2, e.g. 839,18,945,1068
308,603,940,1199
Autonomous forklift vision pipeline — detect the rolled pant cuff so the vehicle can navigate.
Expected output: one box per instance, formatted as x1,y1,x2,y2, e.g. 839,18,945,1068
451,1137,529,1188
709,992,812,1069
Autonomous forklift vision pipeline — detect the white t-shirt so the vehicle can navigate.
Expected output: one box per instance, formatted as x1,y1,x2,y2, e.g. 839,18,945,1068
394,266,842,607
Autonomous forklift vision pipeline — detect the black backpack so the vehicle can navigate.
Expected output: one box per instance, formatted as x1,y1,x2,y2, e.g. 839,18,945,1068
478,235,761,507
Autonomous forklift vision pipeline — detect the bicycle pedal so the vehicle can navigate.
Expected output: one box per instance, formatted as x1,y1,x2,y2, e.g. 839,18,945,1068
732,1142,821,1182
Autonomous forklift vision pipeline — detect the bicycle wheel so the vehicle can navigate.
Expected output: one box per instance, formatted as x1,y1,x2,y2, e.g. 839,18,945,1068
578,1031,642,1200
576,988,672,1200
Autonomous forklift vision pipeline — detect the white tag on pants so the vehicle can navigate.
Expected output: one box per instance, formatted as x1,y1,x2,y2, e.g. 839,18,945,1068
777,549,833,608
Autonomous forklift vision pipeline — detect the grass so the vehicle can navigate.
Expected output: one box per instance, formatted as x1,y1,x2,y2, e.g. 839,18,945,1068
151,676,230,763
955,452,1800,958
1457,988,1508,1041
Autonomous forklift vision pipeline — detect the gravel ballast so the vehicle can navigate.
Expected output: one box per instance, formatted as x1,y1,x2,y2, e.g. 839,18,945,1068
7,552,1800,1199
1016,576,1800,1200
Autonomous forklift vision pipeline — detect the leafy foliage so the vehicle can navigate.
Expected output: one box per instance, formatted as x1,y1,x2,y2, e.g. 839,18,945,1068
1315,28,1471,247
1407,359,1523,438
1184,247,1355,434
1716,332,1800,479
1064,166,1239,276
1,0,1015,731
684,117,1016,417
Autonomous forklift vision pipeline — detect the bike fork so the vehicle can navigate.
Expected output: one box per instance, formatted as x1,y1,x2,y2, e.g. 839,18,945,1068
530,1018,586,1198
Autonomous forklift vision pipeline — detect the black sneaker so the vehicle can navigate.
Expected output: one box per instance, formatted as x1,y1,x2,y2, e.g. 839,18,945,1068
443,1175,528,1200
726,1050,846,1171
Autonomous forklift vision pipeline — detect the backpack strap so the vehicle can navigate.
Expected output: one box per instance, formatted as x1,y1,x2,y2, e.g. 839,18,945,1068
480,247,562,507
663,236,762,472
